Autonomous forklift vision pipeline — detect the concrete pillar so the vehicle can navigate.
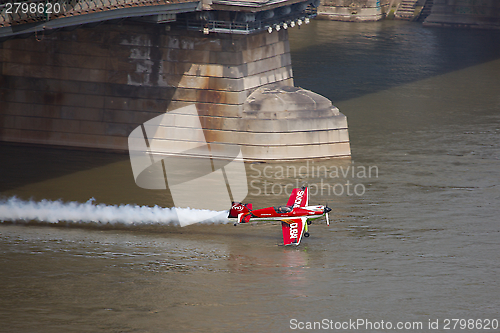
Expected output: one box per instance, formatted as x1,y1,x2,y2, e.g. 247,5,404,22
0,22,350,160
317,0,387,21
424,0,500,29
161,28,294,116
1,23,174,150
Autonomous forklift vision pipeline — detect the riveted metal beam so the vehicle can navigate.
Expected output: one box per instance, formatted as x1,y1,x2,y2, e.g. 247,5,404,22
0,1,199,38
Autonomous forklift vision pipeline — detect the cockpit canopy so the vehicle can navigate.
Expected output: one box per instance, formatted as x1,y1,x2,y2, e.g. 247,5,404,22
274,206,293,213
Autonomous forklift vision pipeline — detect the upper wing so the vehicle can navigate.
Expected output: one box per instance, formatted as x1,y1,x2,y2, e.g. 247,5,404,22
281,217,306,246
286,187,309,208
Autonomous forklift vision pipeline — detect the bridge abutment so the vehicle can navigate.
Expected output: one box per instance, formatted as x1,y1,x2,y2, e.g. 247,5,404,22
1,21,350,160
424,0,500,29
317,0,387,22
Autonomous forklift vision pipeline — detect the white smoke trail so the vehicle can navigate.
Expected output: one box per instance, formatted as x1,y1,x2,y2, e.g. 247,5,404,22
0,197,229,226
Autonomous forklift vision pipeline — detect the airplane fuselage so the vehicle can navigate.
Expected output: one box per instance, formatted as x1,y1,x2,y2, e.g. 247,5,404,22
227,187,332,245
230,205,327,223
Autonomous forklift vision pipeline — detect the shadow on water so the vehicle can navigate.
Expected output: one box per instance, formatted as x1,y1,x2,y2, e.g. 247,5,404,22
289,20,500,103
0,143,129,193
0,143,167,207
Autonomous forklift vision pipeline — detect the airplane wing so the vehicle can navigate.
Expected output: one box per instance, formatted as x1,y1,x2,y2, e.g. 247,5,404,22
286,187,309,208
281,217,307,246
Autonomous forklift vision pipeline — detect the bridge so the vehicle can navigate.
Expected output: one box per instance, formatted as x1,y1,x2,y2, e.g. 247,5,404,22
0,0,350,161
0,0,319,38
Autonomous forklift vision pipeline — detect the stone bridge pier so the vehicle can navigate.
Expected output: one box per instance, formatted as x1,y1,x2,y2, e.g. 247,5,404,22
0,1,350,161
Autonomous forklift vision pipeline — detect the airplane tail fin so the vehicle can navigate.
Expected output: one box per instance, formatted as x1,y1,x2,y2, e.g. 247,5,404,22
228,202,252,218
286,186,309,208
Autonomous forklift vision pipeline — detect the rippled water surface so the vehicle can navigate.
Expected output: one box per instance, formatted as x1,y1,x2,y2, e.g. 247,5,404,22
1,20,500,332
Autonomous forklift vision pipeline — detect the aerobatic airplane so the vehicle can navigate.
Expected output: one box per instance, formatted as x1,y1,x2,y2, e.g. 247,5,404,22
228,187,331,246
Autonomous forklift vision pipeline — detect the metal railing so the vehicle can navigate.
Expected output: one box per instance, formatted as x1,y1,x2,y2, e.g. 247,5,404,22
185,7,316,34
186,19,264,34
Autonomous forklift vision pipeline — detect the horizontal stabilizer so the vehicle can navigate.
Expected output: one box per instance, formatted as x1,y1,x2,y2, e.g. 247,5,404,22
228,202,251,218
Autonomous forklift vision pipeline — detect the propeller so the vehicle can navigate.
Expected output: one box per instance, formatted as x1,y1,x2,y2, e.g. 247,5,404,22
324,204,332,226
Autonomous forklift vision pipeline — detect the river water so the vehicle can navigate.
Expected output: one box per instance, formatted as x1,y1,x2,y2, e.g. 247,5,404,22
1,20,499,332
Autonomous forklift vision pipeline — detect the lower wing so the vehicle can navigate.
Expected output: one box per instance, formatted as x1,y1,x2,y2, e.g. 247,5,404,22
280,217,307,246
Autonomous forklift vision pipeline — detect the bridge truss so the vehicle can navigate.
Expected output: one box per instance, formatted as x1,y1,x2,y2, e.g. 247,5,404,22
0,0,318,39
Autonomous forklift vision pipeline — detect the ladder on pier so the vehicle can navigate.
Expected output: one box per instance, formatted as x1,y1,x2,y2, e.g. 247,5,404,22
394,0,419,20
395,0,434,21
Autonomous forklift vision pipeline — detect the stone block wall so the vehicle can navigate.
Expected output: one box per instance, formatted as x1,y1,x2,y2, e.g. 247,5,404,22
1,24,170,150
0,23,293,151
161,29,294,116
318,0,388,21
424,0,500,28
206,85,350,160
1,22,350,161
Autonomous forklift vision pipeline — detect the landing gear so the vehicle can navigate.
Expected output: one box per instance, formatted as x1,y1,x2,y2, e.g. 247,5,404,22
304,232,310,237
307,220,312,225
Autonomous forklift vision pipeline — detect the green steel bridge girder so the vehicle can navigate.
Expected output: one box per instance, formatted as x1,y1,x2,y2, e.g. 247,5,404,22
0,0,313,39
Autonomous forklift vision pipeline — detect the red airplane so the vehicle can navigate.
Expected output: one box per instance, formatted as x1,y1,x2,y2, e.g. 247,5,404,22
228,187,331,245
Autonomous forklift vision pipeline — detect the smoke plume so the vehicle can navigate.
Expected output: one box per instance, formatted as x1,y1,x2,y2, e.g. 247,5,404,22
0,197,229,226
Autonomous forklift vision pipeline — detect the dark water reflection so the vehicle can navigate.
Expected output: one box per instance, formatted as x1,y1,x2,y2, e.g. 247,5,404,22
1,20,500,332
290,20,500,102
